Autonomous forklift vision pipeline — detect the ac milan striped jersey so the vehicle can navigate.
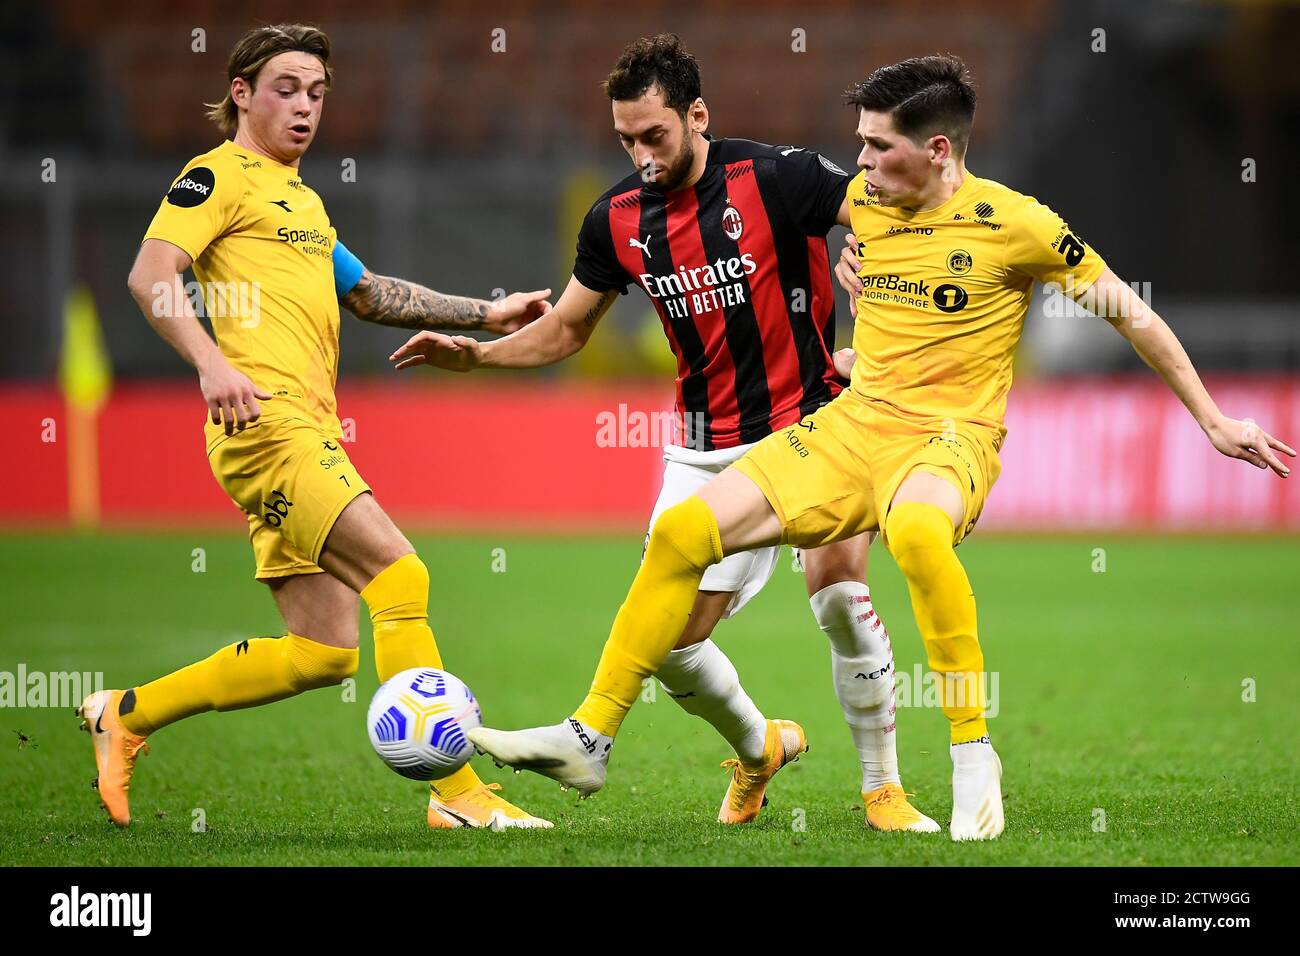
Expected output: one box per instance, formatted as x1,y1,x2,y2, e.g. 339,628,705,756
574,136,851,451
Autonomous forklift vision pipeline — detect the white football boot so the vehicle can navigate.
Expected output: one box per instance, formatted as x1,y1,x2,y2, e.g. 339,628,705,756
949,741,1004,841
469,719,610,797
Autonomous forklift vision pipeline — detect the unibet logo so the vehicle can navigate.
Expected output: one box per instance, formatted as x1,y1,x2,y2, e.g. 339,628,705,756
166,166,215,207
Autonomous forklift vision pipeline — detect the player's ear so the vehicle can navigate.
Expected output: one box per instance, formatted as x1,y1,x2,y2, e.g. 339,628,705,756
690,98,709,134
929,134,952,167
231,76,251,110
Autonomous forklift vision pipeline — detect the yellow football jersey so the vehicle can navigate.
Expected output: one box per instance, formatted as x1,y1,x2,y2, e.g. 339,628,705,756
847,170,1106,443
143,140,341,446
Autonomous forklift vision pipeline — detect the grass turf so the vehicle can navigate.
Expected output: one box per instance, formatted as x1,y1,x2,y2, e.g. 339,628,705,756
1,531,1296,866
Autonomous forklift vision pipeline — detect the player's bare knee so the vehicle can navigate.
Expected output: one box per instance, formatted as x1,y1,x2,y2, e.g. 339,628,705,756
803,552,863,596
322,493,416,587
802,533,872,596
292,603,361,650
313,620,360,651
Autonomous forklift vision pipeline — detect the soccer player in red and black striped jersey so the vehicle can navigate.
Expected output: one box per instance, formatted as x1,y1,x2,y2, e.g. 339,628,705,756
391,35,936,832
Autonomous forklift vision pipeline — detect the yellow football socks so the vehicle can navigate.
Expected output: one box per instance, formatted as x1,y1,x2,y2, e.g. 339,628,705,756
119,633,358,736
362,553,445,678
573,496,723,736
885,501,988,744
361,552,482,799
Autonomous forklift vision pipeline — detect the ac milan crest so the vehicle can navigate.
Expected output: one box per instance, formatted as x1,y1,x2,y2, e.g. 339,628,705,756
722,203,744,241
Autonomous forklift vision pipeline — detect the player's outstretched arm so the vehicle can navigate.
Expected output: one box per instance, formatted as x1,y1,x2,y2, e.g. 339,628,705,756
389,276,617,373
1087,268,1295,477
127,238,271,435
341,268,552,335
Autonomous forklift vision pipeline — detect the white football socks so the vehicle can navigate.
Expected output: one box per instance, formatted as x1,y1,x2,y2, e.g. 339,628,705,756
950,736,994,769
657,638,768,763
810,581,900,792
567,718,614,765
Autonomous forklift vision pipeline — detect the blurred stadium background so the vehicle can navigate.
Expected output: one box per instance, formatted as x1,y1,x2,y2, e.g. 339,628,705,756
2,0,1298,531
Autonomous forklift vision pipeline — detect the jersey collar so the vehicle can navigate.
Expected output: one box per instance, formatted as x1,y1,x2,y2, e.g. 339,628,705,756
883,170,979,223
220,139,300,173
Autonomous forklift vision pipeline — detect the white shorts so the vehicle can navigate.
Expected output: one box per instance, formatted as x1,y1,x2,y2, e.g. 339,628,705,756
645,442,784,619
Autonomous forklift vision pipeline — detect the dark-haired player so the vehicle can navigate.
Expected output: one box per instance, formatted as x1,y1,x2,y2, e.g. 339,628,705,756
82,23,552,830
392,35,937,832
455,54,1294,840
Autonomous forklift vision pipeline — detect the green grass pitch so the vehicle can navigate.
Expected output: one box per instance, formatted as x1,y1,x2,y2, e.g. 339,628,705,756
1,531,1296,866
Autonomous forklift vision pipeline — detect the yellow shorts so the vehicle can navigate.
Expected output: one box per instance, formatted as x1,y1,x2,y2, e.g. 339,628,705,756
732,390,1002,549
207,417,371,580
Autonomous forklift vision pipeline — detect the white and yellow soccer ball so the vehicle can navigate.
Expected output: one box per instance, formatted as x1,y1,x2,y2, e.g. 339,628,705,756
367,668,481,780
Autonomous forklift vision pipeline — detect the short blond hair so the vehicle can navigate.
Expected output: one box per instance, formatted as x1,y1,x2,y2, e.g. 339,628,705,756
205,24,333,136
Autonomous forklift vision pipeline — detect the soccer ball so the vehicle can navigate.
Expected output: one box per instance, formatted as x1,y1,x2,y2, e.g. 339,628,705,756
366,668,481,780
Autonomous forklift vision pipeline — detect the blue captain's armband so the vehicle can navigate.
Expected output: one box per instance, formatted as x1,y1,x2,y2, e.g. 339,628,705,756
333,239,365,297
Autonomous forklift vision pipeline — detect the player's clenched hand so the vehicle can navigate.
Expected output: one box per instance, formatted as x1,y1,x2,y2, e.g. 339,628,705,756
390,331,484,372
1205,415,1295,477
197,357,272,436
832,347,856,380
835,233,864,318
484,289,552,335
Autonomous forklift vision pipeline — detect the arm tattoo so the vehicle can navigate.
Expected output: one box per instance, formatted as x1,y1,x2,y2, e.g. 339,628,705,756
583,291,617,329
341,271,490,331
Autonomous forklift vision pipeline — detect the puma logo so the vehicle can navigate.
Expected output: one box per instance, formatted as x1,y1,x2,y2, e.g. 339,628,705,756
628,235,652,257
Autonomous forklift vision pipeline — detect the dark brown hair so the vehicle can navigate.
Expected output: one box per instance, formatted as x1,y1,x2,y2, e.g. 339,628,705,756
603,34,701,114
845,54,977,155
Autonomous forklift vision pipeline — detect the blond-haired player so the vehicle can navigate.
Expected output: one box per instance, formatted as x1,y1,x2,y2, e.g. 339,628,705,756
464,54,1294,840
81,23,552,830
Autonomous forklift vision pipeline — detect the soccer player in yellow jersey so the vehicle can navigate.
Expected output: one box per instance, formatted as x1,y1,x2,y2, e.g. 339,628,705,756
465,55,1294,840
78,23,553,830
